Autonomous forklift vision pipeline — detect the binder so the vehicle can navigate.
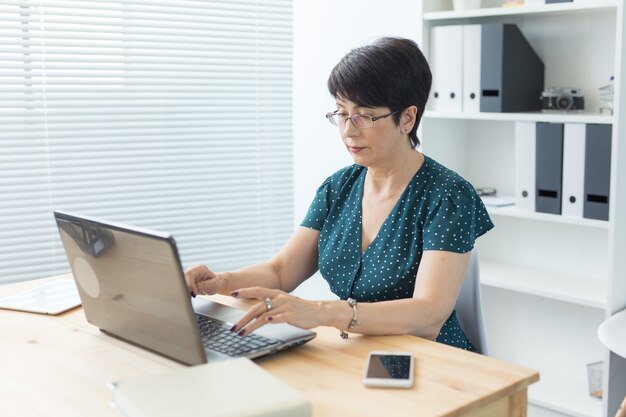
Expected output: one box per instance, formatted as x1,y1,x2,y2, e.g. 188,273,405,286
430,25,463,112
110,358,312,417
561,123,586,218
462,24,481,113
480,24,544,112
583,124,612,220
535,123,564,215
515,122,536,211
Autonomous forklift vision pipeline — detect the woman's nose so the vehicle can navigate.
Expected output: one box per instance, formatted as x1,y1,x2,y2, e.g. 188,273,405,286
341,117,360,136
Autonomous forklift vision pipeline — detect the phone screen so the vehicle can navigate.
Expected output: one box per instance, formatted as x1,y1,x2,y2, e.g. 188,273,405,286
366,354,412,380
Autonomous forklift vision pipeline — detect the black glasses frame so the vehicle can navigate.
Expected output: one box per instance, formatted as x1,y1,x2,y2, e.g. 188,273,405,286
325,110,401,129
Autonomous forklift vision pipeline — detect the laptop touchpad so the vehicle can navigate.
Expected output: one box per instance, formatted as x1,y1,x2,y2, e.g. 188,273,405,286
192,298,245,324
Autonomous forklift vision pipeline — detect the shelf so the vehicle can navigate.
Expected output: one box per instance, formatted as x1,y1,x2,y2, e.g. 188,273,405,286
528,371,602,417
421,0,624,414
424,0,617,21
423,110,614,124
480,258,606,309
486,206,611,229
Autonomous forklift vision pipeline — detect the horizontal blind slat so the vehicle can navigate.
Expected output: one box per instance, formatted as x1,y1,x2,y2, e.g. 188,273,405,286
0,0,294,284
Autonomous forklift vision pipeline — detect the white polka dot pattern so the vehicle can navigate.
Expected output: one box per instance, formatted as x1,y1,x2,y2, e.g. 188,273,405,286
300,156,494,351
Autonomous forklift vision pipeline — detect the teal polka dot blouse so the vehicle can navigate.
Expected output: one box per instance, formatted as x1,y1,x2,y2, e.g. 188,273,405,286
301,155,494,351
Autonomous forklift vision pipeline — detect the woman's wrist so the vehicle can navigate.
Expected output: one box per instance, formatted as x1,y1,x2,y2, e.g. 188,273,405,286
215,272,232,295
322,300,355,330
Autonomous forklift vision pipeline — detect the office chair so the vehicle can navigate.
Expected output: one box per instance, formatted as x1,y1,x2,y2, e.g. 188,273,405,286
454,249,488,355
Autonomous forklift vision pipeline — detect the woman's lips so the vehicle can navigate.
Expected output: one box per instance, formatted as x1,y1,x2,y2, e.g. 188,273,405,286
348,146,365,153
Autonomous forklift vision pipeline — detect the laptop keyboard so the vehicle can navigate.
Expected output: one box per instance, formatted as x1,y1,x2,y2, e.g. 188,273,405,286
195,314,280,357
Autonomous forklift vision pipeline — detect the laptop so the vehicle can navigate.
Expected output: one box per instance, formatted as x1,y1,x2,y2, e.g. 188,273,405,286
53,210,316,366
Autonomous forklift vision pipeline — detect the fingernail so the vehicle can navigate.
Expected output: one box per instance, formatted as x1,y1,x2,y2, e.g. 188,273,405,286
230,324,237,332
237,329,245,336
230,291,239,297
267,316,273,321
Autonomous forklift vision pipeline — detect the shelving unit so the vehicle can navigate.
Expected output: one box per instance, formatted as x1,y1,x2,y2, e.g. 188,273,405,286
423,0,617,20
418,1,626,417
529,370,602,417
480,258,606,309
424,110,614,124
485,206,611,229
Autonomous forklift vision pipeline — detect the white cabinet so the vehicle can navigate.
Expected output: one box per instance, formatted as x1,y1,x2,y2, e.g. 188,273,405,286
417,1,626,417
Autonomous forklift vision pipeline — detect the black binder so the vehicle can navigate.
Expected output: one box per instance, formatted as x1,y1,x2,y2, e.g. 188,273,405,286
480,24,545,112
535,123,564,215
583,124,612,221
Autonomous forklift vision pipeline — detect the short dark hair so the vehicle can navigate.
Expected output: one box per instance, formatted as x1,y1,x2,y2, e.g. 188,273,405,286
327,37,432,148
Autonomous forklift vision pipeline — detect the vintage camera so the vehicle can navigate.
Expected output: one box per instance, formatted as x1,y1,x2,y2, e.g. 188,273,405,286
541,87,585,111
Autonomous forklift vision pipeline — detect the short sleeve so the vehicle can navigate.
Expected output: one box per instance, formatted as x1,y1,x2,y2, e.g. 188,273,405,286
300,177,331,231
423,183,494,253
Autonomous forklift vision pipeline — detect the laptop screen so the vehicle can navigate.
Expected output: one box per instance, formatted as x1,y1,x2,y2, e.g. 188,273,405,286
54,211,206,365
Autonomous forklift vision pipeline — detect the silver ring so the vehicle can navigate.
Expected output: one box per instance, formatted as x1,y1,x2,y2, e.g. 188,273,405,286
264,297,272,312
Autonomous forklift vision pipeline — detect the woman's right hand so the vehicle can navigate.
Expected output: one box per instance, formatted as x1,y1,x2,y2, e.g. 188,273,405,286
184,264,223,297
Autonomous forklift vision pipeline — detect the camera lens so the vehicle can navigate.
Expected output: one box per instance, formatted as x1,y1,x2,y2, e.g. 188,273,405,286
557,96,573,110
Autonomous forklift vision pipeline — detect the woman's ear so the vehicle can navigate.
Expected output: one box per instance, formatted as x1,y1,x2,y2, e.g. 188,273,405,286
402,106,418,132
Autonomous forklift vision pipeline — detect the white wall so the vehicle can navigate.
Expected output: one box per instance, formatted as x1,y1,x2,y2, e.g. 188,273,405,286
291,1,423,299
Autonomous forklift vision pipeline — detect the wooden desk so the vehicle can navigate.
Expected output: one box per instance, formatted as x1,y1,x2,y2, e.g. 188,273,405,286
0,277,538,417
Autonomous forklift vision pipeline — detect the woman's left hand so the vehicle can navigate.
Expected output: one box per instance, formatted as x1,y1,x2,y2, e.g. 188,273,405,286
230,287,325,336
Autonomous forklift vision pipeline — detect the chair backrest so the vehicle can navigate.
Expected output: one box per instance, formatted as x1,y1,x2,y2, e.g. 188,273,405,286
454,249,488,355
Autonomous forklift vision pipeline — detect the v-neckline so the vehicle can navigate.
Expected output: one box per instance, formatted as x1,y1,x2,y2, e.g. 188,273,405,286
358,157,427,255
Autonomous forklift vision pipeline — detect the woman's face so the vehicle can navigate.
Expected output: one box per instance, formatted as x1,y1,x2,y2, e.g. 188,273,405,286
334,98,409,167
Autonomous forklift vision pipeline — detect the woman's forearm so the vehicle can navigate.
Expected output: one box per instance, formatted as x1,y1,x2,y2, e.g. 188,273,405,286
216,262,283,295
321,298,447,340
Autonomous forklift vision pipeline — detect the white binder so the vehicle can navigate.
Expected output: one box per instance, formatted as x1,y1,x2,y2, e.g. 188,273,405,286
515,122,536,211
110,358,311,417
430,25,463,112
562,123,586,218
462,24,481,113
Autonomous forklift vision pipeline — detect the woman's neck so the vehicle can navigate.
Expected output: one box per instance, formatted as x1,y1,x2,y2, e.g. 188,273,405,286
365,151,424,197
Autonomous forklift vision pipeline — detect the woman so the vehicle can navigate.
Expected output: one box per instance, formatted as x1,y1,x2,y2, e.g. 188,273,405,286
185,37,493,351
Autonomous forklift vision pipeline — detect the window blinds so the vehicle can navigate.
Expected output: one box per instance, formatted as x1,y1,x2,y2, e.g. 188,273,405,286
0,0,294,283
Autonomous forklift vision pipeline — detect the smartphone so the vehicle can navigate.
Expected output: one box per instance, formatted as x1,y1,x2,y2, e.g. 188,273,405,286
363,351,414,388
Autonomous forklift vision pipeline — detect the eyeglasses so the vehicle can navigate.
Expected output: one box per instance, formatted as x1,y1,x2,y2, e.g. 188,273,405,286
325,110,400,129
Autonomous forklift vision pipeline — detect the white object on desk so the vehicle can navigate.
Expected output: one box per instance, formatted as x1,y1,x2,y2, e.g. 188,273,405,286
480,195,516,207
598,308,626,358
0,279,80,315
110,357,311,417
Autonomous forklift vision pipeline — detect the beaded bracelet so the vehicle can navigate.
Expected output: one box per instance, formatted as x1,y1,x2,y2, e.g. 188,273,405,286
340,298,360,339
